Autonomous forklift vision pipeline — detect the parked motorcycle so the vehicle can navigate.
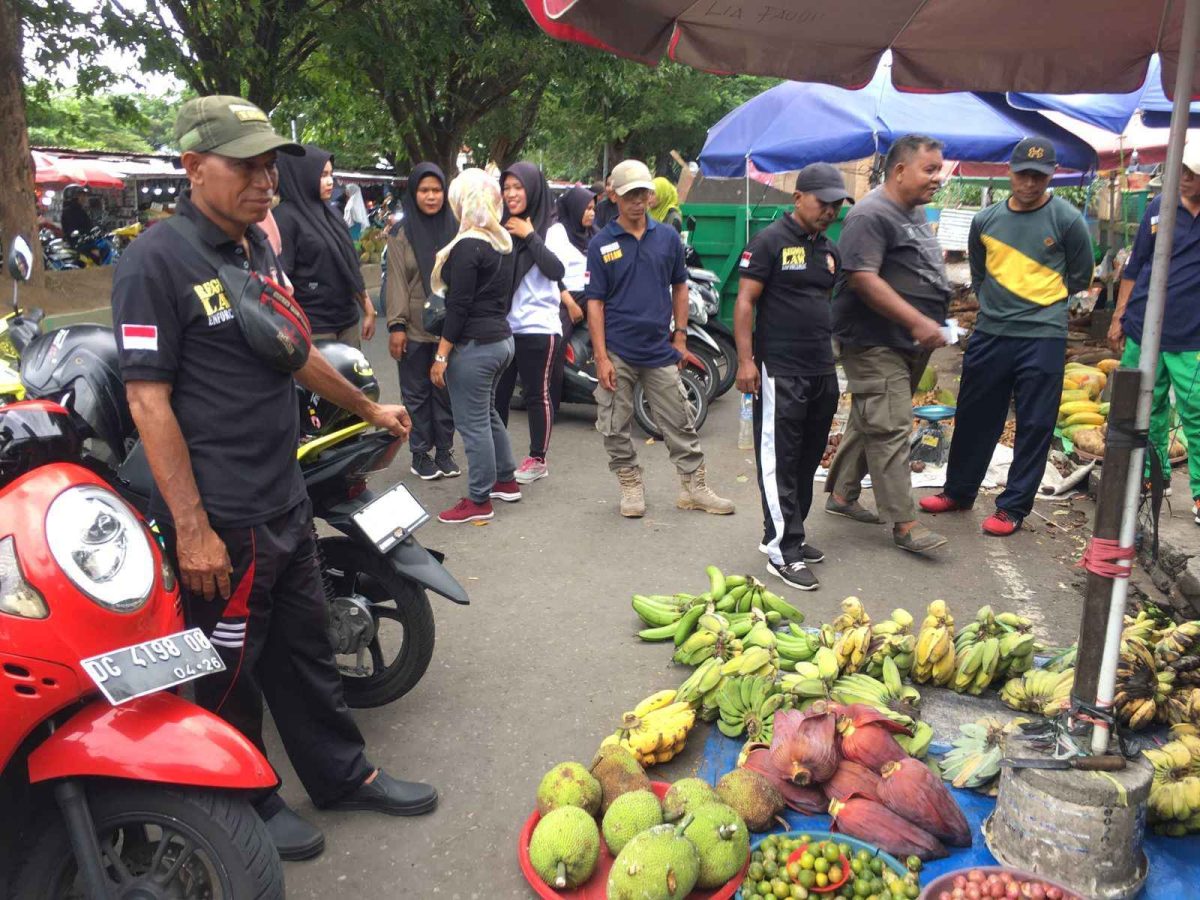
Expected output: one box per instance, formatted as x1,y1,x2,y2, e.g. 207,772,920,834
688,265,738,399
39,227,83,271
9,307,467,710
0,236,284,900
67,227,119,267
558,322,709,440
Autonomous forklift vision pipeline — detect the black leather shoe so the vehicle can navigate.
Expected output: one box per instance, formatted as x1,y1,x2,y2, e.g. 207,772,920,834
327,770,438,816
262,805,325,861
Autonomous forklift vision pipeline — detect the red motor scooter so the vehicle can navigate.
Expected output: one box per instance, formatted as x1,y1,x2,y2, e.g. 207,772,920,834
0,237,284,900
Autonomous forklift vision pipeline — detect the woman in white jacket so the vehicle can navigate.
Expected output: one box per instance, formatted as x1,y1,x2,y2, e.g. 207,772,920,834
494,162,578,484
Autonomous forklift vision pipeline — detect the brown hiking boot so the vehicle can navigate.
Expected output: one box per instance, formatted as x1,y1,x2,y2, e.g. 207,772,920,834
616,466,645,518
677,464,735,515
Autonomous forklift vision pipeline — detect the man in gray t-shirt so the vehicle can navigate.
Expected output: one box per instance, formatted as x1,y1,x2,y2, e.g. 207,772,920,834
824,135,951,555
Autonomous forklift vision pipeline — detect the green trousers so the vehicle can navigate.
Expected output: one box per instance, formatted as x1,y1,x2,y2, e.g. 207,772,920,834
1119,338,1200,499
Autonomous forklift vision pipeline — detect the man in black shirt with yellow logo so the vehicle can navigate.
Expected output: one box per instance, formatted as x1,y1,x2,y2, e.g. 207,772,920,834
734,163,852,590
112,96,438,863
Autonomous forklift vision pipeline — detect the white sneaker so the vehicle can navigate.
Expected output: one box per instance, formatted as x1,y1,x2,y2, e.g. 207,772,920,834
515,457,548,484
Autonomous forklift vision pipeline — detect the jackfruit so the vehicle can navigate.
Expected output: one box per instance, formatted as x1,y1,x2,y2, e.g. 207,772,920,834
591,743,652,814
528,805,601,889
661,777,719,822
602,789,663,855
715,768,784,832
607,817,699,900
683,801,750,888
536,761,602,816
917,366,938,392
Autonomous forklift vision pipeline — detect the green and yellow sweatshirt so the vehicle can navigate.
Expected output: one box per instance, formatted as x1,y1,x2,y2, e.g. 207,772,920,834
968,195,1095,339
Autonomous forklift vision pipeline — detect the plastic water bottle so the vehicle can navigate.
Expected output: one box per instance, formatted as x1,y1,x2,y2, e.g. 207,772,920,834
738,393,755,450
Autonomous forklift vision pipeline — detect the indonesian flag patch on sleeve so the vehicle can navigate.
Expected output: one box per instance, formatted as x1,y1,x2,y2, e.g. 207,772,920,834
739,250,752,269
121,324,158,351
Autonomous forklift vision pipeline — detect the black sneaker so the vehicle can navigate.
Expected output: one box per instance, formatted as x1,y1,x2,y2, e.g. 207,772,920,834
767,560,819,591
435,450,461,478
801,543,825,564
410,453,441,480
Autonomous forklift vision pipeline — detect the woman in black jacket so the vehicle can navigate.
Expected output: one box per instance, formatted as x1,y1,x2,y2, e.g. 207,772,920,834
275,145,375,346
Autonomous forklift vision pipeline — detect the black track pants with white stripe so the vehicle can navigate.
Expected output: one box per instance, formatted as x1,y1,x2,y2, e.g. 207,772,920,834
160,498,373,812
754,365,839,567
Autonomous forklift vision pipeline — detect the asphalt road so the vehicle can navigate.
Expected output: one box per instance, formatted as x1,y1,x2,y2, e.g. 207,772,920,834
263,329,1100,899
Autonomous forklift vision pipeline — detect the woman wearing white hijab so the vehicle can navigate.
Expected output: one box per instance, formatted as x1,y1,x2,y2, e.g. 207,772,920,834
343,183,370,242
429,169,520,524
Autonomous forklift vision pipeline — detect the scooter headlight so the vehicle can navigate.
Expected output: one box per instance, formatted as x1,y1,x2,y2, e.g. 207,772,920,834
0,536,48,619
688,285,708,325
46,485,154,612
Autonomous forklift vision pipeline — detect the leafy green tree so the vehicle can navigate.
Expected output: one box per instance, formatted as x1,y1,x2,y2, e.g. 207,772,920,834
26,85,182,152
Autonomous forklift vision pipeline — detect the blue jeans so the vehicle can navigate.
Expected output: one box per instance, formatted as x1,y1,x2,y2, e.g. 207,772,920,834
943,331,1065,519
446,337,517,502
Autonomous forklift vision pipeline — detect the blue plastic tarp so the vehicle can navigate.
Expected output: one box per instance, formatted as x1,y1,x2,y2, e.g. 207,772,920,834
698,729,1194,898
699,63,1098,177
1009,55,1200,134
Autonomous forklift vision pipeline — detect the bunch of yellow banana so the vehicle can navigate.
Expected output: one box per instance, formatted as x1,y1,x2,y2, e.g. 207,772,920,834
720,644,777,679
1144,737,1200,786
863,609,917,679
1121,610,1161,648
1146,733,1200,835
952,635,1001,695
1163,686,1200,726
602,692,696,767
913,599,956,686
895,721,934,759
1115,640,1176,730
780,646,840,701
998,668,1074,716
832,597,873,674
831,657,921,729
675,657,725,707
671,611,743,666
1156,620,1200,665
1147,776,1200,827
716,675,784,742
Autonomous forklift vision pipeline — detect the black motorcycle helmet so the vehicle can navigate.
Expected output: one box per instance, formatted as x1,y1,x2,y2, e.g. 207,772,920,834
19,325,134,465
297,340,380,438
0,400,83,488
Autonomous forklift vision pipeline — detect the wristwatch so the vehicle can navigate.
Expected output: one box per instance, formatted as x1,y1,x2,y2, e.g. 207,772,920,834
672,328,687,337
434,354,449,364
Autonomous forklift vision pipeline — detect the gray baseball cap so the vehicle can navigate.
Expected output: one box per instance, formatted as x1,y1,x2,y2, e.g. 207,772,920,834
795,163,854,203
174,96,303,159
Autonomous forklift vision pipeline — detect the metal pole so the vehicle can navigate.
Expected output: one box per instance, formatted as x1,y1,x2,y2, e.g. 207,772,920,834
1091,0,1200,754
744,153,751,245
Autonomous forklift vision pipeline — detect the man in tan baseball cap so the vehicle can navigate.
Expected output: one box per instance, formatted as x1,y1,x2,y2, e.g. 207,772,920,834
174,95,303,159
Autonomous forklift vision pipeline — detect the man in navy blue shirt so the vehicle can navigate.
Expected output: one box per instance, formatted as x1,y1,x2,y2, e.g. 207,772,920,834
1109,143,1200,522
585,159,734,518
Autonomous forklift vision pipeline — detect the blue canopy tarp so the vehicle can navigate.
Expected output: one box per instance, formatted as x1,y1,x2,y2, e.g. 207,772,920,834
1009,55,1200,134
699,62,1098,177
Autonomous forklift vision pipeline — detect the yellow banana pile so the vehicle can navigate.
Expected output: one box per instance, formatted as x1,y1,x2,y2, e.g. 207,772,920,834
602,689,697,767
1060,362,1111,442
1145,732,1200,835
831,596,872,674
1115,639,1176,730
863,608,918,680
912,599,956,686
999,668,1074,716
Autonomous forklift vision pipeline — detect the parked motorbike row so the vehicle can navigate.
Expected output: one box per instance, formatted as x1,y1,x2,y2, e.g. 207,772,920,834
39,226,124,271
0,234,466,899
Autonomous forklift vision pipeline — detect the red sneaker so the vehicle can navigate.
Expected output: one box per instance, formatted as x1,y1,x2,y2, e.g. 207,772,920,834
437,498,494,524
919,492,972,513
489,480,521,503
982,509,1020,536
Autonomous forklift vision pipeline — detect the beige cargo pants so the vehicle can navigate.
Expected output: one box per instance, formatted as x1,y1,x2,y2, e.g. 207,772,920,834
595,352,704,475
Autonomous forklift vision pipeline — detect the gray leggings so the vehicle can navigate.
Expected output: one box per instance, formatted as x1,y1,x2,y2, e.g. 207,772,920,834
446,337,517,502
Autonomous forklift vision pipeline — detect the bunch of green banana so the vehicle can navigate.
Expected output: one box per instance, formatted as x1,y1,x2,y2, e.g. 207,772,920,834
1115,639,1176,730
776,624,819,669
952,635,1001,695
1043,644,1078,674
675,657,725,707
727,608,783,636
860,609,916,678
633,593,706,638
780,646,839,701
711,571,806,623
716,675,784,741
912,599,956,686
998,667,1074,716
1156,620,1200,665
832,596,872,674
895,721,934,759
720,642,777,680
672,611,743,666
994,612,1037,677
939,717,1026,794
831,657,921,728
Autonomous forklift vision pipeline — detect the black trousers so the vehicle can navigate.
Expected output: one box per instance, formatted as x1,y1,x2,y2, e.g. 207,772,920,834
754,365,839,566
943,331,1066,519
494,332,563,460
398,339,455,457
162,499,373,813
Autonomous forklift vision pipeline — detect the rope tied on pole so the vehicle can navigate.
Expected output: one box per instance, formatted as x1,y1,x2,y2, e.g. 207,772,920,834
1078,537,1136,578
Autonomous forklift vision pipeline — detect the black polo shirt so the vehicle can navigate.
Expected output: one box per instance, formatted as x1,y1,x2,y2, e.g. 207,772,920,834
739,214,840,377
111,195,306,527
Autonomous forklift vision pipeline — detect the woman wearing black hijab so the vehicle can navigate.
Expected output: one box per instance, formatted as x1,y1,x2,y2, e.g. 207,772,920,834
551,186,595,409
494,162,570,485
275,145,375,347
384,163,461,480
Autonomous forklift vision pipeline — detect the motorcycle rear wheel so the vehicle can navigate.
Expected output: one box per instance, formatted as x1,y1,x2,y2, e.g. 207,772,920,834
634,368,710,440
11,782,283,900
704,329,738,398
322,536,436,709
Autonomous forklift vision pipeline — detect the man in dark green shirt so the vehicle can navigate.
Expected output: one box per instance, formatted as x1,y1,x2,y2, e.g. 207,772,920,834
921,138,1094,536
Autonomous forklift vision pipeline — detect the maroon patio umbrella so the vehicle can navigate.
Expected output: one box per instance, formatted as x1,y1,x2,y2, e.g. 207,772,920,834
525,0,1200,757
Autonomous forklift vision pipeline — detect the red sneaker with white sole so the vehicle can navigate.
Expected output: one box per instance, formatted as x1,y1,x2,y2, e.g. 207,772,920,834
919,492,972,513
489,480,521,502
438,498,494,524
982,509,1020,536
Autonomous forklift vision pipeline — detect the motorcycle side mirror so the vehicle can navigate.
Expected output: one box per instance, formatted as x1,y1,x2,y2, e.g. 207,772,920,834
7,236,33,283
